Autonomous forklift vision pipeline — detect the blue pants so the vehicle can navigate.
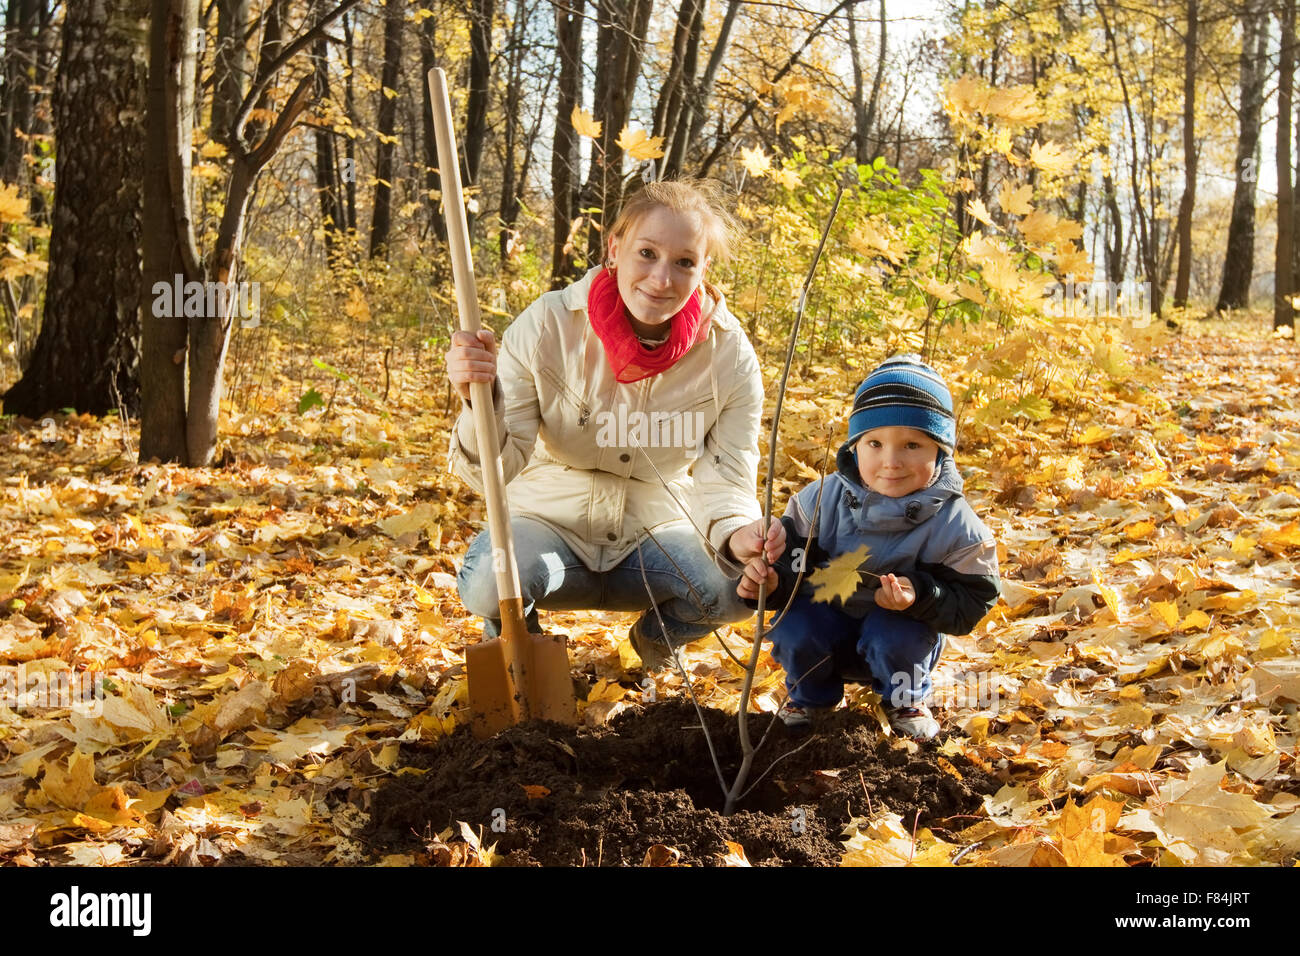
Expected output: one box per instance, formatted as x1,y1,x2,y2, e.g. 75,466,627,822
457,517,752,646
768,596,944,709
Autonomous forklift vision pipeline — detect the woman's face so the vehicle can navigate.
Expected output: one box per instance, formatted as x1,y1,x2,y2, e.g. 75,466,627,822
607,207,710,328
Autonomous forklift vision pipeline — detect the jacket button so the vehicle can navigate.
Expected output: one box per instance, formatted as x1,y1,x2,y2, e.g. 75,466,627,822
607,532,617,541
906,502,922,521
619,453,630,463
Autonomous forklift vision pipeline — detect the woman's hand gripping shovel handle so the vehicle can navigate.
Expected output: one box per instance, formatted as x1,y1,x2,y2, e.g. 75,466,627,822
428,68,575,736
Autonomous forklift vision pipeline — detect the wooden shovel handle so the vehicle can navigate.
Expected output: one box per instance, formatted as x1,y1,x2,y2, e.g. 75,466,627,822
428,67,524,608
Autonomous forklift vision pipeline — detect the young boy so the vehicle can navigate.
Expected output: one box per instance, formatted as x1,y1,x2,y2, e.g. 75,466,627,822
736,354,999,739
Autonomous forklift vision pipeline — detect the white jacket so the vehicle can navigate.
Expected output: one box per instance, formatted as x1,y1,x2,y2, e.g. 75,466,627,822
448,267,763,572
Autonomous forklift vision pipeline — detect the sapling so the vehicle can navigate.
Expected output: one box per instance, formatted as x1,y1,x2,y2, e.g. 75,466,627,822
631,185,847,817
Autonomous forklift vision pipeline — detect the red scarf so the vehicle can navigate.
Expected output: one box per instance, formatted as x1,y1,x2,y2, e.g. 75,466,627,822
587,267,710,383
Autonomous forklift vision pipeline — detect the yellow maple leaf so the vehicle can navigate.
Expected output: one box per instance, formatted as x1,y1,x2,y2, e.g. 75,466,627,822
1019,208,1084,246
615,125,664,160
1260,520,1300,555
966,197,994,227
965,234,1021,297
41,750,102,810
770,165,801,189
739,144,771,177
955,279,986,305
998,181,1034,216
1030,140,1074,177
1053,242,1092,279
1056,795,1124,840
344,285,371,323
1148,601,1179,628
945,74,988,117
808,544,872,605
0,183,30,224
126,552,171,575
920,276,960,303
1091,567,1123,621
985,85,1043,126
571,106,601,140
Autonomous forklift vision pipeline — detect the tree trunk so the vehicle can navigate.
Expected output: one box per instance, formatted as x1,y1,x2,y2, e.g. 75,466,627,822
1102,167,1124,284
370,0,406,258
549,0,583,286
581,0,654,265
464,0,495,236
211,0,252,145
1,0,41,186
1276,0,1295,330
683,0,740,161
1216,0,1267,312
139,0,199,464
419,3,447,242
313,30,345,261
2,0,149,420
343,11,358,232
653,0,704,179
849,0,885,165
1172,0,1197,308
499,0,526,262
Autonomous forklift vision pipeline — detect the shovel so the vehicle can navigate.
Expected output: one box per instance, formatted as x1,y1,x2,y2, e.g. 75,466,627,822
428,68,576,738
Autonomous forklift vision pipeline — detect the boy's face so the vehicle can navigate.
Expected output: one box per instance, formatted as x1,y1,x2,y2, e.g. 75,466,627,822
855,426,940,497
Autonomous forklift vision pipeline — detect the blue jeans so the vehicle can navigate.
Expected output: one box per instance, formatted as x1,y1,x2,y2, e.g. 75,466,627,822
768,595,944,709
457,517,752,647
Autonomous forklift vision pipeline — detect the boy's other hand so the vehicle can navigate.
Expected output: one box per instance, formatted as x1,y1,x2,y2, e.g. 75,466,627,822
874,573,916,611
736,556,779,600
728,517,786,565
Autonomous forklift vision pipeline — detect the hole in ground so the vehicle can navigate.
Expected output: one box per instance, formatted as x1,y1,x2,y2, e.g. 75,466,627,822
361,699,999,866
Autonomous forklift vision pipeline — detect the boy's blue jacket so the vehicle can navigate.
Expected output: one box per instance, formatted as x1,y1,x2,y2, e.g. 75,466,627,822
754,447,1000,635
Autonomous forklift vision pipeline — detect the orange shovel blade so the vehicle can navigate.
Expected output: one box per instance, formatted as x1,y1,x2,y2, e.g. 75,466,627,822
466,636,520,739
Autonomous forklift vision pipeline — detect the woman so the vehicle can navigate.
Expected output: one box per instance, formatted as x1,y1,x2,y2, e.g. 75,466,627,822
446,180,782,669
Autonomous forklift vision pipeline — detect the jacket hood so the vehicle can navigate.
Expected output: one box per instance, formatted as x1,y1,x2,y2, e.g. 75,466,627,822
833,445,964,532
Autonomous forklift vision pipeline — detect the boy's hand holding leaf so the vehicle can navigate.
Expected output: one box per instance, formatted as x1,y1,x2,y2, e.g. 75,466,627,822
874,572,916,611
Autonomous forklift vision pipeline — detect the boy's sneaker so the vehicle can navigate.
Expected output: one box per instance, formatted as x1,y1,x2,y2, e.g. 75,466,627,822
887,703,940,740
778,701,830,730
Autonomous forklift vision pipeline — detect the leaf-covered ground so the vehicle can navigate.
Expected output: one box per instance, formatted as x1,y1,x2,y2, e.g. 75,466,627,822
1,317,1297,866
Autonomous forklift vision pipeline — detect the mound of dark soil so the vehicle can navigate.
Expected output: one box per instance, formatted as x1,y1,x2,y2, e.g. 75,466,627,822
362,700,1000,866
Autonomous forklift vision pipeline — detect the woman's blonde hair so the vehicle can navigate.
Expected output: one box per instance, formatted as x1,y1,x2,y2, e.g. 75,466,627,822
605,178,740,268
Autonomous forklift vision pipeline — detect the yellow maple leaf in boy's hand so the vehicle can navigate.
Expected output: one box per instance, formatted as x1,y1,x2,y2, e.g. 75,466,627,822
808,544,872,605
616,125,664,160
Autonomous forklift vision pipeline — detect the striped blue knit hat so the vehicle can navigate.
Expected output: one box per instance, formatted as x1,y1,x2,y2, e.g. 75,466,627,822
841,354,956,456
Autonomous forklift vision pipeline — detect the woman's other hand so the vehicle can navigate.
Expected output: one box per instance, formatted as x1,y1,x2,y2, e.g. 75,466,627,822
447,329,497,401
728,517,786,565
736,556,779,600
